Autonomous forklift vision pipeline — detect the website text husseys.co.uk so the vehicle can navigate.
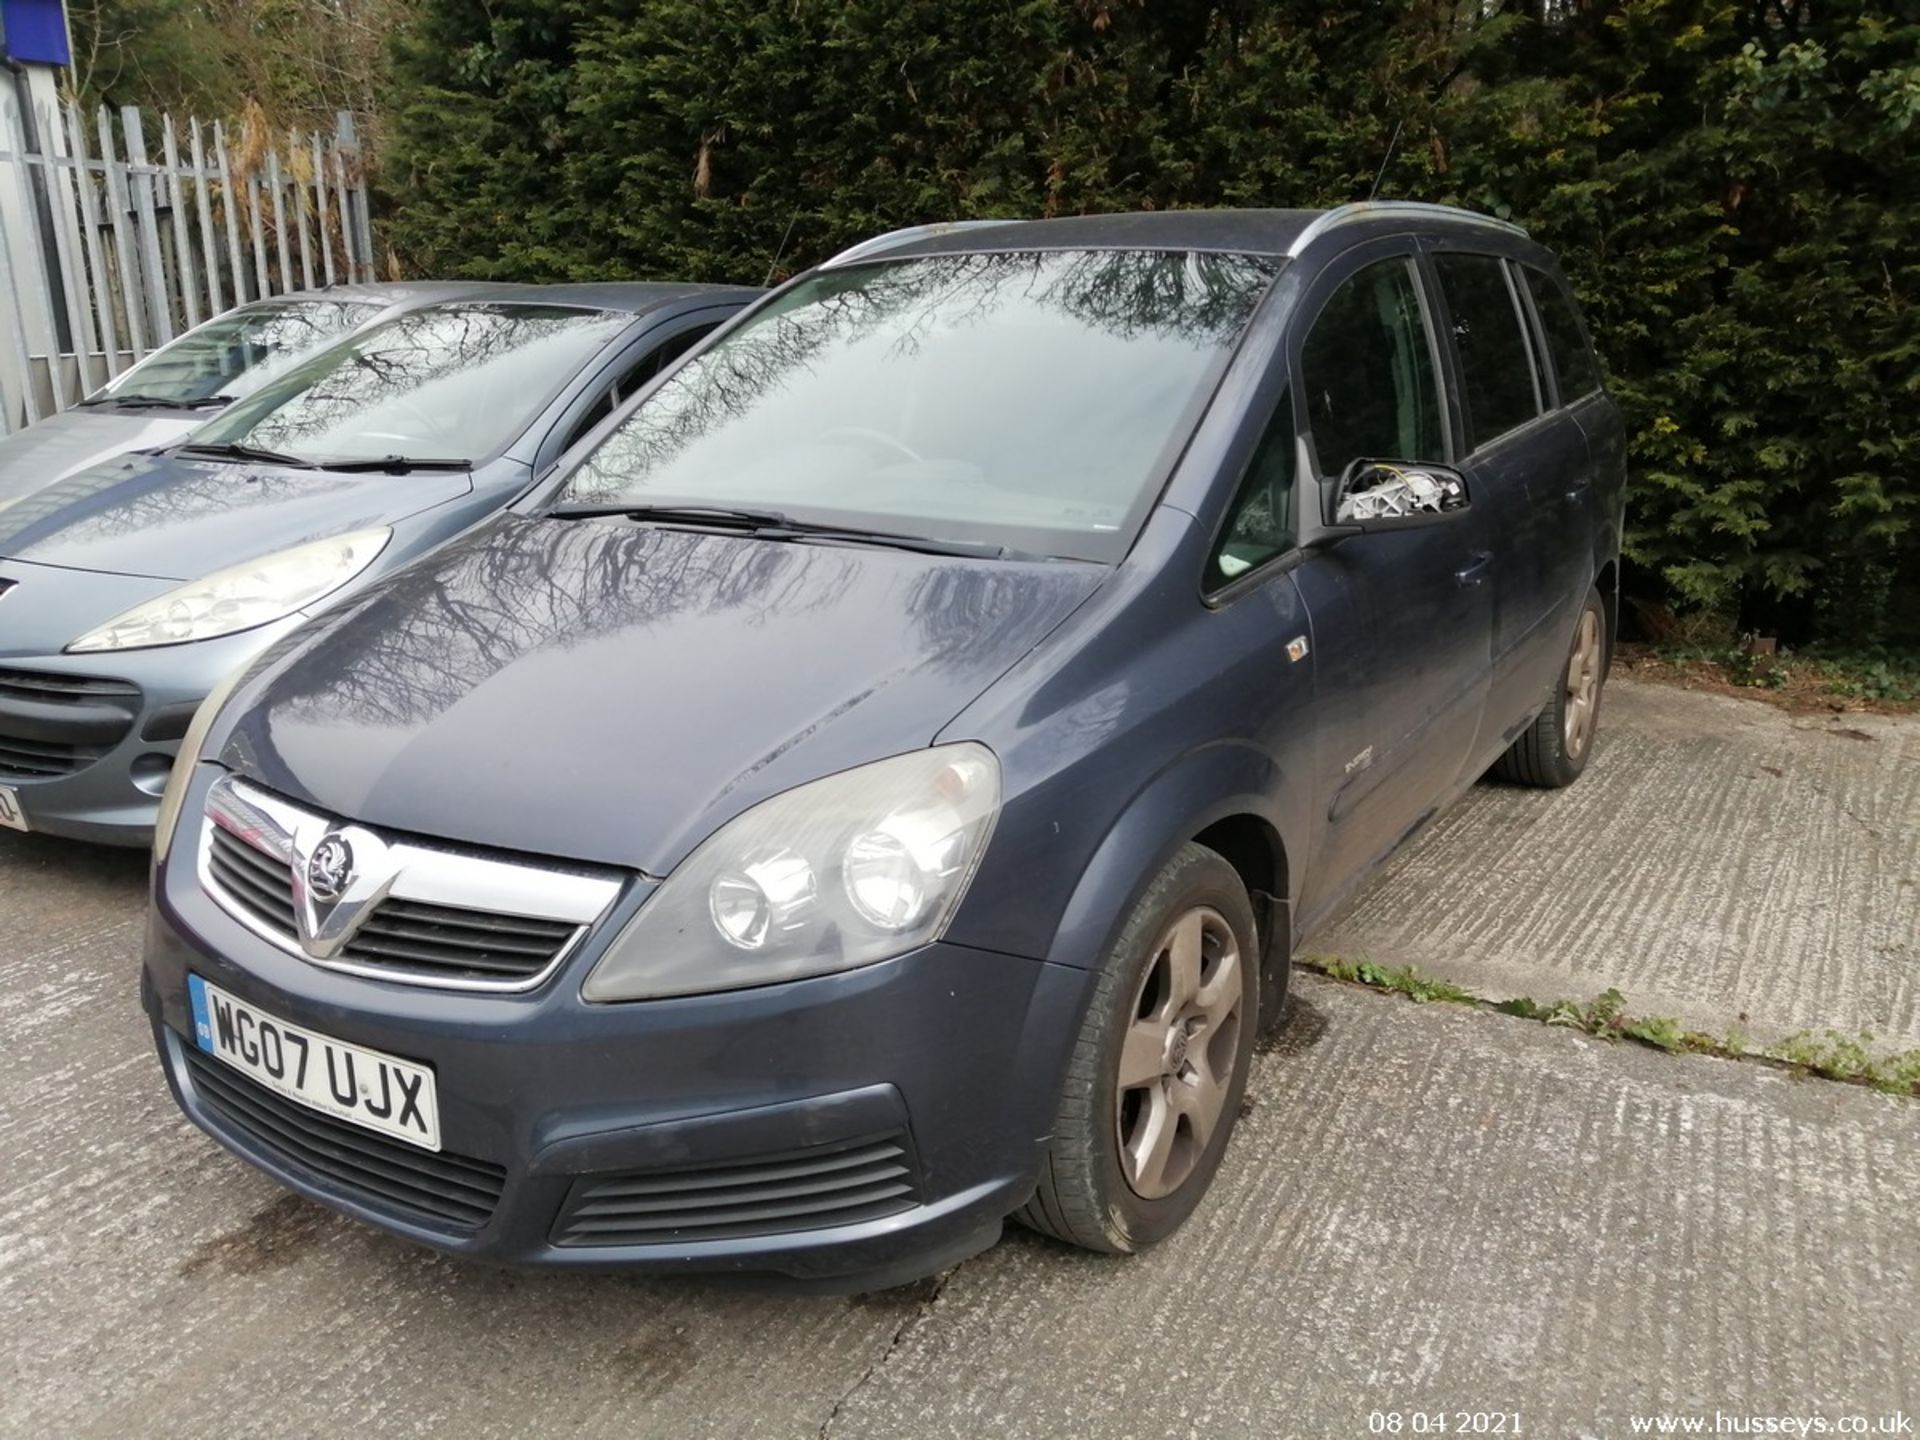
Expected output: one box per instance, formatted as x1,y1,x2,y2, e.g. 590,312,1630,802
1629,1412,1913,1437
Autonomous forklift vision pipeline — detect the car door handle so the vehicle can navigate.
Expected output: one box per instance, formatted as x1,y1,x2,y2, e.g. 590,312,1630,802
1564,480,1592,504
1455,552,1493,587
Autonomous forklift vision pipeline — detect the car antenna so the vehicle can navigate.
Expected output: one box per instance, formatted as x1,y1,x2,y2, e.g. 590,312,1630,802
1367,119,1406,202
764,211,799,287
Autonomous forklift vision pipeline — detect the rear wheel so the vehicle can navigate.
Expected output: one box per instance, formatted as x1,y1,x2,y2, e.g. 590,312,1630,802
1016,843,1259,1253
1492,586,1608,788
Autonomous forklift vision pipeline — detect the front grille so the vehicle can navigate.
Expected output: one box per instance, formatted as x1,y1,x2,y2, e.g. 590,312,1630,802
205,820,586,987
0,667,140,779
342,899,579,984
207,823,297,932
552,1131,924,1247
182,1044,507,1232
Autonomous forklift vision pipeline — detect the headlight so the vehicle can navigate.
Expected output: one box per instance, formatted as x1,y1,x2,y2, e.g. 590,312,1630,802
67,528,391,653
583,743,1000,1002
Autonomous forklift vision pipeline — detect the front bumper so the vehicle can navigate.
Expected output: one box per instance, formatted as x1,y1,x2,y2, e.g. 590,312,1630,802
0,618,303,846
143,780,1089,1287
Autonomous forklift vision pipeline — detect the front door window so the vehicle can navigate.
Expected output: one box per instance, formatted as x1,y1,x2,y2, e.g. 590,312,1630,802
1300,259,1446,476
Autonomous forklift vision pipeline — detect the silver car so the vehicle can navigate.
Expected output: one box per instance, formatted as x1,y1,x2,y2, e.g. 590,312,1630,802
0,284,494,505
0,282,756,845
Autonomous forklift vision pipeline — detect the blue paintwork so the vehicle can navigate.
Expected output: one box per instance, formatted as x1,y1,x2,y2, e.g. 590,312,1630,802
142,208,1627,1288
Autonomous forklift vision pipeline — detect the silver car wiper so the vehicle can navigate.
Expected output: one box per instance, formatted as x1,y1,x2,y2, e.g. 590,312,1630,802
316,455,473,474
553,502,1035,561
175,440,320,469
77,393,235,411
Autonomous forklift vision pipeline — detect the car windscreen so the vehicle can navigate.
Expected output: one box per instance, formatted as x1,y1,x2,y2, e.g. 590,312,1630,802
191,303,633,466
97,299,385,404
558,249,1281,562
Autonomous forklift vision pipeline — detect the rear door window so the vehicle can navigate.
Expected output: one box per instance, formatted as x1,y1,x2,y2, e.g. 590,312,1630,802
1433,254,1543,448
1299,258,1446,476
1523,269,1602,400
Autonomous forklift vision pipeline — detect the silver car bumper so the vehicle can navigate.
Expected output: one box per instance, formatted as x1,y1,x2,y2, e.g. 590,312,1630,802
0,619,304,846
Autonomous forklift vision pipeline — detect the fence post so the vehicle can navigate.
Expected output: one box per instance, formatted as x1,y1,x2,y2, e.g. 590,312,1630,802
267,149,292,293
0,176,41,426
310,130,335,287
2,94,69,411
289,130,315,290
66,101,121,380
120,106,174,343
338,113,374,285
34,101,99,398
98,106,150,358
189,120,223,315
160,116,200,329
329,120,356,284
213,120,249,306
251,159,273,298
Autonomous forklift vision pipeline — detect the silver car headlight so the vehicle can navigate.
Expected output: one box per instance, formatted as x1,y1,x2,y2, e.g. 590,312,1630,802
583,743,1000,1002
66,528,391,653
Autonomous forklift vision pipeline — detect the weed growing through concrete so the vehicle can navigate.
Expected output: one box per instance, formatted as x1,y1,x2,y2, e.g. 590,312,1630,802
1298,955,1920,1097
1767,1030,1920,1094
1308,956,1476,1005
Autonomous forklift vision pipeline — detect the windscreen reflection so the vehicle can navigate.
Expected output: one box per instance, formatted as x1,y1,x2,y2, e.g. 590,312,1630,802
100,299,383,403
194,304,631,466
563,249,1279,561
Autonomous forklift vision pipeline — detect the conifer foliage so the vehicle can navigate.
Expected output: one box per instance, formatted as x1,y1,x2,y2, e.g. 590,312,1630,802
385,1,1920,638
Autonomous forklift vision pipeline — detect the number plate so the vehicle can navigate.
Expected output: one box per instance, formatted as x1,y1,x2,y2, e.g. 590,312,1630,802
0,785,26,833
188,975,441,1151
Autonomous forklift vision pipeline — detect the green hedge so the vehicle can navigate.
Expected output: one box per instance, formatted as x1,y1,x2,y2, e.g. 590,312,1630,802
385,1,1920,642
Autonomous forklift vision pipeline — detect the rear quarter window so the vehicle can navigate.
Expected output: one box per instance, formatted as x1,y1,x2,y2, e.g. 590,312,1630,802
1523,269,1603,400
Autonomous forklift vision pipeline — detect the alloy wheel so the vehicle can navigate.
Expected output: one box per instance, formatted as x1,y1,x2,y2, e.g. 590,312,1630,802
1563,608,1603,758
1114,905,1245,1200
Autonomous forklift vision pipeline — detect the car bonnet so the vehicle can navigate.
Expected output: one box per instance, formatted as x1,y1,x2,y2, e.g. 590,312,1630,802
212,513,1106,875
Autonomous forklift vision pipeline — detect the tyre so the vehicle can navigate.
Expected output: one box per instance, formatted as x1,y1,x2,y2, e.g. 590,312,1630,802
1016,842,1260,1253
1492,585,1608,788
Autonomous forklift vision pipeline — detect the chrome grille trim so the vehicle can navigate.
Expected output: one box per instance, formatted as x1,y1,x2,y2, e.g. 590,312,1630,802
197,775,623,993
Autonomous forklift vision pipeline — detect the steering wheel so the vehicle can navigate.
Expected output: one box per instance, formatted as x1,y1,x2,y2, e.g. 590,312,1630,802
817,426,923,465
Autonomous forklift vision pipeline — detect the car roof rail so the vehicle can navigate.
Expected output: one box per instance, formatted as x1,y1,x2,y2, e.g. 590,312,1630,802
820,219,1026,269
1286,201,1528,257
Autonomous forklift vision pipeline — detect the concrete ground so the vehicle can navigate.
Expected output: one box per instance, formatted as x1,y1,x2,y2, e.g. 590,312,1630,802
1318,678,1920,1050
1,679,1916,1437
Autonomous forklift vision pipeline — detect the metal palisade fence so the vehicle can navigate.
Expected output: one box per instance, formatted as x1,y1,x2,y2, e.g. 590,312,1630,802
0,96,379,434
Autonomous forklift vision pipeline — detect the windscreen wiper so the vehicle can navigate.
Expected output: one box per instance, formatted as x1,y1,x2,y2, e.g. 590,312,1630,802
316,455,473,474
553,502,1032,561
174,441,319,469
553,502,794,528
77,393,235,410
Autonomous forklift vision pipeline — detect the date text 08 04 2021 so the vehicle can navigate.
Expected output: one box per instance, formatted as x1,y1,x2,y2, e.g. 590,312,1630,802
1368,1414,1523,1436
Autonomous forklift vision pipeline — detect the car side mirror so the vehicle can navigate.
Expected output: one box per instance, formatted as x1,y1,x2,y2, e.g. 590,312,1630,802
1331,459,1471,532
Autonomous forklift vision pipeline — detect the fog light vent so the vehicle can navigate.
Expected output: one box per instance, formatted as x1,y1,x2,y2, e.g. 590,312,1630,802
551,1130,924,1247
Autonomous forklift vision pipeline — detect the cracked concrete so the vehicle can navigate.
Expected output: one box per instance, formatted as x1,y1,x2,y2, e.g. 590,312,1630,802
1,679,1915,1436
817,1273,950,1438
1315,678,1920,1050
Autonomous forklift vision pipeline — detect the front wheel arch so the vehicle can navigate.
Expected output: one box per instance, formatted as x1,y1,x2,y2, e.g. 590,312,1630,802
1043,745,1302,1028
